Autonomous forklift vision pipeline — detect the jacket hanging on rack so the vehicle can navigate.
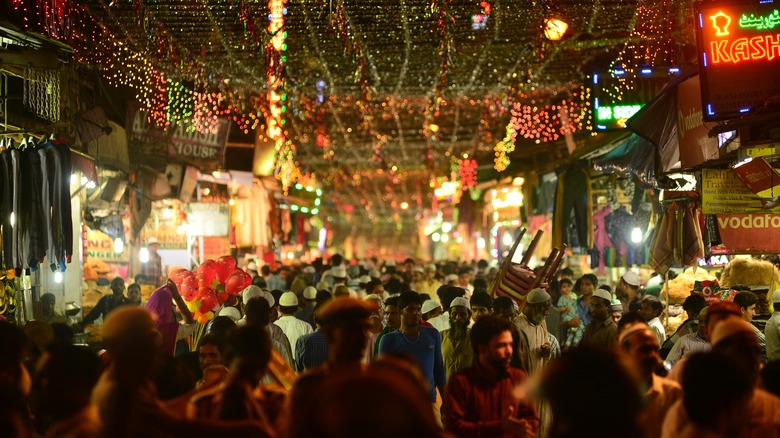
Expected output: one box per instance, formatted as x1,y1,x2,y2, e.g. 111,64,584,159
552,165,593,250
0,137,73,273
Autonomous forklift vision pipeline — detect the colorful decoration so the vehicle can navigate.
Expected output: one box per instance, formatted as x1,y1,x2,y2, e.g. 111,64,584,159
459,158,478,190
494,123,516,172
611,0,676,87
171,256,251,324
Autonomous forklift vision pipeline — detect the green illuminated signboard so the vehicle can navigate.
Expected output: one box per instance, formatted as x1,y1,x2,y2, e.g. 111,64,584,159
591,69,674,131
595,105,643,124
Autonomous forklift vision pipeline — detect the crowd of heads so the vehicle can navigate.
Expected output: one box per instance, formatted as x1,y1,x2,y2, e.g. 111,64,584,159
5,255,780,437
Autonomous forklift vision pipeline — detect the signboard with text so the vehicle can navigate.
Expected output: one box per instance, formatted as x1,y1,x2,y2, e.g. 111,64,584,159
142,203,188,250
126,103,230,171
85,227,128,263
676,75,721,168
717,214,780,253
695,0,780,120
591,68,672,130
702,168,780,214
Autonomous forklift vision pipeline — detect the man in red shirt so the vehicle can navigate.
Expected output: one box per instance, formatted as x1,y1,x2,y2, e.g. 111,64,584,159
443,315,539,437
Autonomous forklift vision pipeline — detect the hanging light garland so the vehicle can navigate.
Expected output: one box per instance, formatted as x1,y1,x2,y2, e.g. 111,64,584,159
459,158,478,190
268,0,300,194
510,99,582,143
494,122,516,172
611,0,675,90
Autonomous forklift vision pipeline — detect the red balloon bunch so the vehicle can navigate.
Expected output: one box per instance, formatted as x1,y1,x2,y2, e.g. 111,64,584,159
171,256,252,324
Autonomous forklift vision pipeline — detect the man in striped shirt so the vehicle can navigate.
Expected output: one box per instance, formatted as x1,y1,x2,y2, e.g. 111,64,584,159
295,304,328,372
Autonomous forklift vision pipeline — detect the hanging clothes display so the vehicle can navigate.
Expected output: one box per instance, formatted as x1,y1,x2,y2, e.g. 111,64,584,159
552,165,593,251
650,200,704,274
233,184,272,248
591,207,613,275
0,136,73,272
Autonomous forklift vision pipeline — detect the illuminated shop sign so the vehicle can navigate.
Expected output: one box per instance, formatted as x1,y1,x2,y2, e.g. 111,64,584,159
695,0,780,121
591,69,672,131
595,105,643,124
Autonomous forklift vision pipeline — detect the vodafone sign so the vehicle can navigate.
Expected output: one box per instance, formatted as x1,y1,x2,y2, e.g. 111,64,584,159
717,213,780,253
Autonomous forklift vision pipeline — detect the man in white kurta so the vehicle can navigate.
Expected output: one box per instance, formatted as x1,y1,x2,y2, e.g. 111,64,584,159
513,288,556,437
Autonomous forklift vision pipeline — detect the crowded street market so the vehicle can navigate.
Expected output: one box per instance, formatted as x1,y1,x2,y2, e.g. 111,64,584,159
2,0,780,436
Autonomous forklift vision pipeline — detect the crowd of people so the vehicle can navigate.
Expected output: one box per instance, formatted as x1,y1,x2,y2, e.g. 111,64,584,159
3,254,780,437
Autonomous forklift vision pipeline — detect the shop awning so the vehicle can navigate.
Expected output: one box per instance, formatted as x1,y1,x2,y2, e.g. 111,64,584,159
626,70,721,173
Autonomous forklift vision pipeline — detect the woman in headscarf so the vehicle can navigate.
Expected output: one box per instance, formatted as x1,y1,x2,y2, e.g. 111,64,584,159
145,280,197,356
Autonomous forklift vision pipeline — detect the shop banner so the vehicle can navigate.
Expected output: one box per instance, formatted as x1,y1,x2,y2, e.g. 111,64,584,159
126,103,229,170
142,203,188,250
85,227,128,262
702,168,780,214
717,213,780,253
676,75,719,168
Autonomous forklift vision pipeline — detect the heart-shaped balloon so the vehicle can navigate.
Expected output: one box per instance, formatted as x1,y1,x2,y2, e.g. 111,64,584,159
169,268,192,287
214,261,232,284
225,273,246,295
197,260,218,288
200,289,218,311
181,276,199,301
217,255,237,273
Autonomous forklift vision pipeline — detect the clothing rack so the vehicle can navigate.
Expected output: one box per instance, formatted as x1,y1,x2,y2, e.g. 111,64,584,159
659,190,699,204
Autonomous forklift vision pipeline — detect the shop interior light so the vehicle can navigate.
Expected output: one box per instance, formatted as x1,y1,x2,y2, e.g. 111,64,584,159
456,237,463,243
229,198,235,206
139,247,150,263
631,227,642,243
113,238,124,254
441,222,453,233
53,271,63,284
502,233,513,246
432,233,441,242
477,237,486,249
400,202,409,210
441,234,450,243
70,174,78,185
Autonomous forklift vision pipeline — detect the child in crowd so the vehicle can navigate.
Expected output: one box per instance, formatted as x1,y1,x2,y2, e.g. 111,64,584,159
556,278,582,348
